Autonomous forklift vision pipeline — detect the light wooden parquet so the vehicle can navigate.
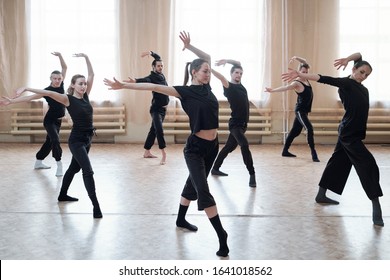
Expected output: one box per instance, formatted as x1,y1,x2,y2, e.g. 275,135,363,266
0,142,389,260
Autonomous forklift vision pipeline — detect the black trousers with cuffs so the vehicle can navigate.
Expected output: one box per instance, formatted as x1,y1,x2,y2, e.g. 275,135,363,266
181,134,219,210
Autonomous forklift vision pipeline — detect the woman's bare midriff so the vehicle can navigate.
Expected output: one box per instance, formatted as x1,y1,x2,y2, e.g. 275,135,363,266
195,129,217,141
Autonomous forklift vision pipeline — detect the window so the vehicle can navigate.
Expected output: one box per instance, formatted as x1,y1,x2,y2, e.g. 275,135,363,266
339,0,390,102
28,0,117,102
172,0,265,101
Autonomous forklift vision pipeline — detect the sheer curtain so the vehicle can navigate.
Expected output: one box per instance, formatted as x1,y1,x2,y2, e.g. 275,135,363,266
171,0,267,103
339,0,390,103
27,0,117,103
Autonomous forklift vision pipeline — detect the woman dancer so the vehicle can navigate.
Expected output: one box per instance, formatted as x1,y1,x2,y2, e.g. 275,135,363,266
104,31,229,256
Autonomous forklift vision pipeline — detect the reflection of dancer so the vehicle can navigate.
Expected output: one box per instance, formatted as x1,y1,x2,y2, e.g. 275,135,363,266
2,54,103,219
104,31,229,257
211,59,257,187
265,56,319,162
282,52,384,227
34,52,68,176
125,51,168,164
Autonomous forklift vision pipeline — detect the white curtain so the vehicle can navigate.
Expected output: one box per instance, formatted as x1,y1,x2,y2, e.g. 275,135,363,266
27,0,117,103
171,0,267,104
339,0,390,103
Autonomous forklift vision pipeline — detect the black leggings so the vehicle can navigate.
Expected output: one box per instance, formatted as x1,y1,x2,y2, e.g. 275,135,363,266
61,132,96,198
213,125,255,175
284,111,315,150
36,116,62,161
181,134,219,210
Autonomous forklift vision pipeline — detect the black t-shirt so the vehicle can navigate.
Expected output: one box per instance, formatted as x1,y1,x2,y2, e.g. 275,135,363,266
136,71,169,110
173,83,219,134
66,93,94,133
44,82,66,118
318,75,369,140
223,82,250,125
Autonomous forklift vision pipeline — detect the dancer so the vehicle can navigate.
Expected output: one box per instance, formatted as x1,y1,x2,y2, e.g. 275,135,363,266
210,59,257,187
1,53,102,219
104,31,229,257
34,52,67,175
265,56,319,162
125,51,169,164
281,52,384,227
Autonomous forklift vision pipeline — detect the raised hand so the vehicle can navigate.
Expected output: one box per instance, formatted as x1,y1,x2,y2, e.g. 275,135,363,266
215,59,227,66
140,51,150,58
179,31,191,51
123,76,136,83
103,78,124,90
334,57,349,71
73,53,88,58
0,96,12,106
281,68,299,83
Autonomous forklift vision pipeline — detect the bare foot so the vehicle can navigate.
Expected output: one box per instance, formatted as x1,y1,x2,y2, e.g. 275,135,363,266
160,150,167,165
143,150,157,158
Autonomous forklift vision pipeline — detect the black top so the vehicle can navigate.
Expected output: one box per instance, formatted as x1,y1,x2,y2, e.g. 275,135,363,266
66,93,94,133
294,80,313,113
136,71,169,111
173,83,219,134
223,82,250,125
318,75,369,140
44,82,66,118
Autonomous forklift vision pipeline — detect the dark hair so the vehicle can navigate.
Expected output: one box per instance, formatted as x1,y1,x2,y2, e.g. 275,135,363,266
183,58,208,85
152,59,162,67
354,60,372,72
51,70,61,75
230,64,243,74
299,63,310,70
67,74,85,95
150,51,162,67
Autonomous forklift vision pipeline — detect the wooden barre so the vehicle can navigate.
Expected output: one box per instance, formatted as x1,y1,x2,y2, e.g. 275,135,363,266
10,105,126,136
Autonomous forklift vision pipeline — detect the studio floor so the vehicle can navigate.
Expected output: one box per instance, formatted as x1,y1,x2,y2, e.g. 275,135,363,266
1,142,390,260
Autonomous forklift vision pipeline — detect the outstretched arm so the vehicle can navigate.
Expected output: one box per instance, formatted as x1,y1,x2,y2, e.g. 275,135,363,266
0,94,43,106
215,59,241,67
334,52,362,71
123,76,136,83
289,56,308,65
179,31,211,65
52,52,67,80
211,69,229,88
281,68,320,83
74,53,94,94
1,88,69,107
103,77,180,98
265,81,301,93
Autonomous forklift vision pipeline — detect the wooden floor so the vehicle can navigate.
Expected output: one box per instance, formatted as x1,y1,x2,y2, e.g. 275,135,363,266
0,142,390,260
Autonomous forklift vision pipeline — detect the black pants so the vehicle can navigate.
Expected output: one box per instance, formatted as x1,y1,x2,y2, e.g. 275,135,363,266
181,134,218,210
61,132,96,198
213,125,255,175
284,111,315,150
144,107,166,150
319,137,383,200
36,116,62,161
